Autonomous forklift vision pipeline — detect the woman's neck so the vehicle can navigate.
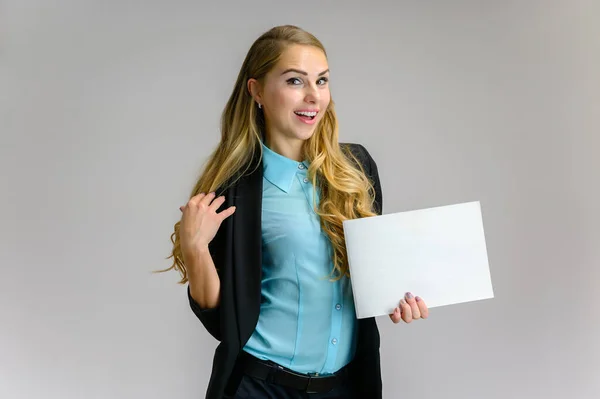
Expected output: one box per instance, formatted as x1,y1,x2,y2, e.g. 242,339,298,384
264,135,304,162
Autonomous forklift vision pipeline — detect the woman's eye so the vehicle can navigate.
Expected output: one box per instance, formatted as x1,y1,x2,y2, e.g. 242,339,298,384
287,77,329,86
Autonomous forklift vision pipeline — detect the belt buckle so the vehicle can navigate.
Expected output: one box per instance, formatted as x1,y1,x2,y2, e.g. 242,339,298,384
306,374,318,394
267,364,285,383
306,372,333,394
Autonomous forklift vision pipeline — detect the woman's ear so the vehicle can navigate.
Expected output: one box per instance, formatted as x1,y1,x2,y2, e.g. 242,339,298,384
247,78,262,105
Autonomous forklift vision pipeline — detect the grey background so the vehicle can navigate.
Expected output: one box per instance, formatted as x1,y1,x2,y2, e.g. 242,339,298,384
1,1,598,398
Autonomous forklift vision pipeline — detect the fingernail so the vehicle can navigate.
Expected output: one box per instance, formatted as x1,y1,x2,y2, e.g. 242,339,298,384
415,296,421,302
400,299,406,306
406,292,413,299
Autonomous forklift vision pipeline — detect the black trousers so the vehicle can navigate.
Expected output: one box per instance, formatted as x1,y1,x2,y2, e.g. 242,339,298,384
224,355,356,399
229,373,355,399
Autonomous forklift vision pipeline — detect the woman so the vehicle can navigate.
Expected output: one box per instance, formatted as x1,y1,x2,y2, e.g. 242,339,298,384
165,25,429,399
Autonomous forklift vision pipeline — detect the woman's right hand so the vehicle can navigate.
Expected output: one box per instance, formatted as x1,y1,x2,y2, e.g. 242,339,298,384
179,192,236,264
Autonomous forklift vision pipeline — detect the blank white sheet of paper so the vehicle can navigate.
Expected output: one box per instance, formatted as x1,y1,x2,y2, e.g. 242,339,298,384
342,201,494,319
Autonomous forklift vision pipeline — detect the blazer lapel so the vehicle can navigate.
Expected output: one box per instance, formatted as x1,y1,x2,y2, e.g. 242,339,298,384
230,157,263,345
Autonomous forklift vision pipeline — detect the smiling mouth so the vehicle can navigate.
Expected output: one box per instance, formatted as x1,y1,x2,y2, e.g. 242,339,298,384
294,111,318,120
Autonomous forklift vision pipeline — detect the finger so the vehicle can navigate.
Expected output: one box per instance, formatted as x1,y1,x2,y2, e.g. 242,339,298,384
208,195,226,212
416,296,429,319
200,191,217,206
189,192,206,206
218,206,236,221
405,292,421,319
389,307,401,324
400,299,412,323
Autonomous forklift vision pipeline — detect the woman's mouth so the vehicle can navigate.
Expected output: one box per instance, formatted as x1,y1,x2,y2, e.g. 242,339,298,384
294,110,318,125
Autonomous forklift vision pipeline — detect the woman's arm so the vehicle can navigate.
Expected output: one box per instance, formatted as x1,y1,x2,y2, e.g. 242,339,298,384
181,191,233,341
187,241,223,341
187,247,220,309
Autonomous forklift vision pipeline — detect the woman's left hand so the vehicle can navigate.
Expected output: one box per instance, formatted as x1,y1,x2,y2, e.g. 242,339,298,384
389,292,429,324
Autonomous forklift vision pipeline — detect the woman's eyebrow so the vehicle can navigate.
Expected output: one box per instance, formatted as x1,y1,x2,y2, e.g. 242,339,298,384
280,68,330,76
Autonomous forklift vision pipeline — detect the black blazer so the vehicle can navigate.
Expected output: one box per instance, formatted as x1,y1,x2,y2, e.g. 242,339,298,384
187,143,384,399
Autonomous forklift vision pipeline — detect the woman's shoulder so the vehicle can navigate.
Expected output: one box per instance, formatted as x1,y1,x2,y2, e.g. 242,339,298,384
339,142,376,170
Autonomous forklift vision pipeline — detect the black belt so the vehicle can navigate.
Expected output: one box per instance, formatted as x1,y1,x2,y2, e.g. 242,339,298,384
239,352,347,394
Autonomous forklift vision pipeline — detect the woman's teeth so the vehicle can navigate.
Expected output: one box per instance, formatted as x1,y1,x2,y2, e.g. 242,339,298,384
294,111,317,119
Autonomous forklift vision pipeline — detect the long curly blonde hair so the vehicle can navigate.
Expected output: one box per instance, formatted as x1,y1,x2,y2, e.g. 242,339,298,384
160,25,377,284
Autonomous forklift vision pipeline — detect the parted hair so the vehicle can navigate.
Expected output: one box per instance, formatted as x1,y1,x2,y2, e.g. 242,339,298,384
161,25,376,283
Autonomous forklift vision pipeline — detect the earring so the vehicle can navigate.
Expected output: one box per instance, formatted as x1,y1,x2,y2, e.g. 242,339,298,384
258,102,262,109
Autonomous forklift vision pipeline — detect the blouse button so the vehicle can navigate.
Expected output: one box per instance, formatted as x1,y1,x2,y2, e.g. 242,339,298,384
303,177,309,183
298,164,305,169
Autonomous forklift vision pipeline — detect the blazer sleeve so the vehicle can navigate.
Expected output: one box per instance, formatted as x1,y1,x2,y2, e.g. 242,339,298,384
345,143,384,396
187,283,221,341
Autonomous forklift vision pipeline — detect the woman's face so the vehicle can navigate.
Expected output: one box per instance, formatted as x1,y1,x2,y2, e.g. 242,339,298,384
250,44,331,147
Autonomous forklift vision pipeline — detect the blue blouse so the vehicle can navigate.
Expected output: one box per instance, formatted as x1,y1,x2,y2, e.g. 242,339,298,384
242,142,358,375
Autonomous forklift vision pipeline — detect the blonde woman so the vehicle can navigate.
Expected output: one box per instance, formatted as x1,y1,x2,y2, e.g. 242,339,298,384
165,25,429,399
